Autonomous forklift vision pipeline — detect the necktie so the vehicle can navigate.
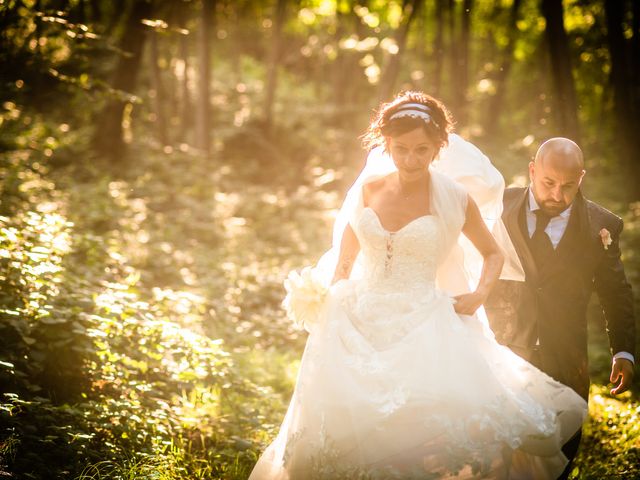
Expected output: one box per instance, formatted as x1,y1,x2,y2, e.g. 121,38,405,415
531,210,554,269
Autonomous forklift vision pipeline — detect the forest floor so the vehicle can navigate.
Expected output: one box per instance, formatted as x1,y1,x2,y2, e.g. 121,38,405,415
1,116,639,479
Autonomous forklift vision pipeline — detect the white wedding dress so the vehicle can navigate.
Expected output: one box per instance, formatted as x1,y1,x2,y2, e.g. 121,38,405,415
249,139,587,480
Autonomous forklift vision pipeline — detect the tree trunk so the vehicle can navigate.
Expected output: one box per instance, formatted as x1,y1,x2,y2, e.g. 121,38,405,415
264,0,287,135
410,4,426,90
604,0,639,197
446,0,455,102
604,0,633,129
432,0,445,97
377,0,423,101
149,27,168,146
326,0,369,137
69,0,87,24
88,0,102,24
484,0,502,61
196,0,215,155
632,0,640,146
92,0,153,163
344,0,369,106
332,3,348,123
179,9,192,145
633,0,639,89
104,0,128,36
540,0,580,141
34,0,43,56
485,0,522,137
453,0,472,125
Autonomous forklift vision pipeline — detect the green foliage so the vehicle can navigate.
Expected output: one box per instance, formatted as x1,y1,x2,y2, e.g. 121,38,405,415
0,105,279,479
570,386,640,479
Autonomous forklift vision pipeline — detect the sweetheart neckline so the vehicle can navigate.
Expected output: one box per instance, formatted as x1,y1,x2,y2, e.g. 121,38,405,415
363,207,435,235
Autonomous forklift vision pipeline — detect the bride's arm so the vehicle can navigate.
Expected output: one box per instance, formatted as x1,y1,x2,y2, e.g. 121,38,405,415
331,183,372,285
331,224,360,285
454,195,504,315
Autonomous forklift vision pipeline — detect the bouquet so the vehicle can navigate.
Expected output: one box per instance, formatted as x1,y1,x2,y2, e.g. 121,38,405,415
282,266,328,332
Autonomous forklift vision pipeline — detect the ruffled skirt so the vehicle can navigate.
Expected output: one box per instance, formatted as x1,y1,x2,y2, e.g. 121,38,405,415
249,280,587,479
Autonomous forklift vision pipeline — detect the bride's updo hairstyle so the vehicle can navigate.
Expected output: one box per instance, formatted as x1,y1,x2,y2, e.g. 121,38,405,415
362,90,454,154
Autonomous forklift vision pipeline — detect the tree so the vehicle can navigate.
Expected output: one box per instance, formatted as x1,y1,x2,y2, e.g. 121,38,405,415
485,0,522,137
178,6,193,145
148,21,169,146
431,0,445,97
377,0,423,102
633,0,640,98
93,0,153,162
263,0,288,135
540,0,580,141
451,0,472,125
196,0,215,156
604,0,640,197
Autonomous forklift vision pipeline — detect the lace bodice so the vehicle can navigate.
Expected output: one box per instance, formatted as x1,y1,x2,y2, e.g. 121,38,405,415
354,207,441,292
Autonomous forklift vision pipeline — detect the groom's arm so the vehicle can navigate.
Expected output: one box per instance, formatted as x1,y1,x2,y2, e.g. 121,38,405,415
593,217,636,360
592,215,636,395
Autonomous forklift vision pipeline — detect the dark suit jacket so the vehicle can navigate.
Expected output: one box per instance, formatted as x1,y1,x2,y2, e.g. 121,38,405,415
485,187,636,400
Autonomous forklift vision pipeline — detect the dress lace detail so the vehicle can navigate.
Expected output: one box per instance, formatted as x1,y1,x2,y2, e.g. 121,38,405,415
359,207,440,289
249,207,587,480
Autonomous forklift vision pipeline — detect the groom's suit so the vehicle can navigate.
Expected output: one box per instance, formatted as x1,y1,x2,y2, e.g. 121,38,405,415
485,186,636,401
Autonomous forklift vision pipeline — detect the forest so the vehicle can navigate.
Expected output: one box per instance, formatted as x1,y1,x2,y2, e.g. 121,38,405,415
0,0,639,478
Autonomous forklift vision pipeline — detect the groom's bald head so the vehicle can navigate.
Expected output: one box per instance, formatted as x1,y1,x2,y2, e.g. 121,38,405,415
529,137,586,216
535,137,584,172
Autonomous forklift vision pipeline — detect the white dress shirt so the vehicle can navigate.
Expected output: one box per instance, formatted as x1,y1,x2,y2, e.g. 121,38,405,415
527,189,634,364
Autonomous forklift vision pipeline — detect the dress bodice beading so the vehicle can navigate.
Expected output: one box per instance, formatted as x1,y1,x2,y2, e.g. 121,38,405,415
355,207,441,293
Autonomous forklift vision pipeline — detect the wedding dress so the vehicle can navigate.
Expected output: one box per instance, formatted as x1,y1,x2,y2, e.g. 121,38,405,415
249,137,587,480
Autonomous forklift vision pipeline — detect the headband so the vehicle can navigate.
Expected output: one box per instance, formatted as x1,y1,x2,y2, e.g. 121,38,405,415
388,103,438,126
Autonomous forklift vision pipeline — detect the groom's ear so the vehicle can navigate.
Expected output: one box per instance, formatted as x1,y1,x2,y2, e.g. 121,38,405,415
528,161,535,182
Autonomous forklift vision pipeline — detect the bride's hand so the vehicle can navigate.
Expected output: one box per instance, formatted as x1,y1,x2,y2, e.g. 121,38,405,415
452,291,487,315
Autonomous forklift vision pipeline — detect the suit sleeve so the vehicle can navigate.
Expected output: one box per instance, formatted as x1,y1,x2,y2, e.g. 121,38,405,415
593,218,636,357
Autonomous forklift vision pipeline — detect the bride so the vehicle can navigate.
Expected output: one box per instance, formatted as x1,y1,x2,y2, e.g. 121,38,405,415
249,91,587,479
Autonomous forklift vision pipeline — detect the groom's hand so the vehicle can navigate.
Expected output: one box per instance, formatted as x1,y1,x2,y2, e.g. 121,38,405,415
610,358,634,395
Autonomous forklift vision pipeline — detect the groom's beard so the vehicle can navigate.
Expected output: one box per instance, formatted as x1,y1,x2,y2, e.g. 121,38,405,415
539,199,571,217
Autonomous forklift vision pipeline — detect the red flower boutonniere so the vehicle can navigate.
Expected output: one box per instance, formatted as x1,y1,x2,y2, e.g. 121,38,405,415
599,228,612,250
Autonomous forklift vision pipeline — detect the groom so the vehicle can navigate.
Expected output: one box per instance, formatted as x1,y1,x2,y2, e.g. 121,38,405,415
485,137,636,476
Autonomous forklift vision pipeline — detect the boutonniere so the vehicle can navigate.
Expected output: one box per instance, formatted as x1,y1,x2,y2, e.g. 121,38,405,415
599,228,612,250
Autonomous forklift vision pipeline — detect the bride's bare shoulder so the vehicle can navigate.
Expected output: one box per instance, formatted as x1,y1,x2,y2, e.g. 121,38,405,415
363,177,388,193
362,175,392,206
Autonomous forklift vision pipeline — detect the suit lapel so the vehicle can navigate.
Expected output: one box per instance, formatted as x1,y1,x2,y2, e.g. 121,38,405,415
584,196,605,245
503,187,539,281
